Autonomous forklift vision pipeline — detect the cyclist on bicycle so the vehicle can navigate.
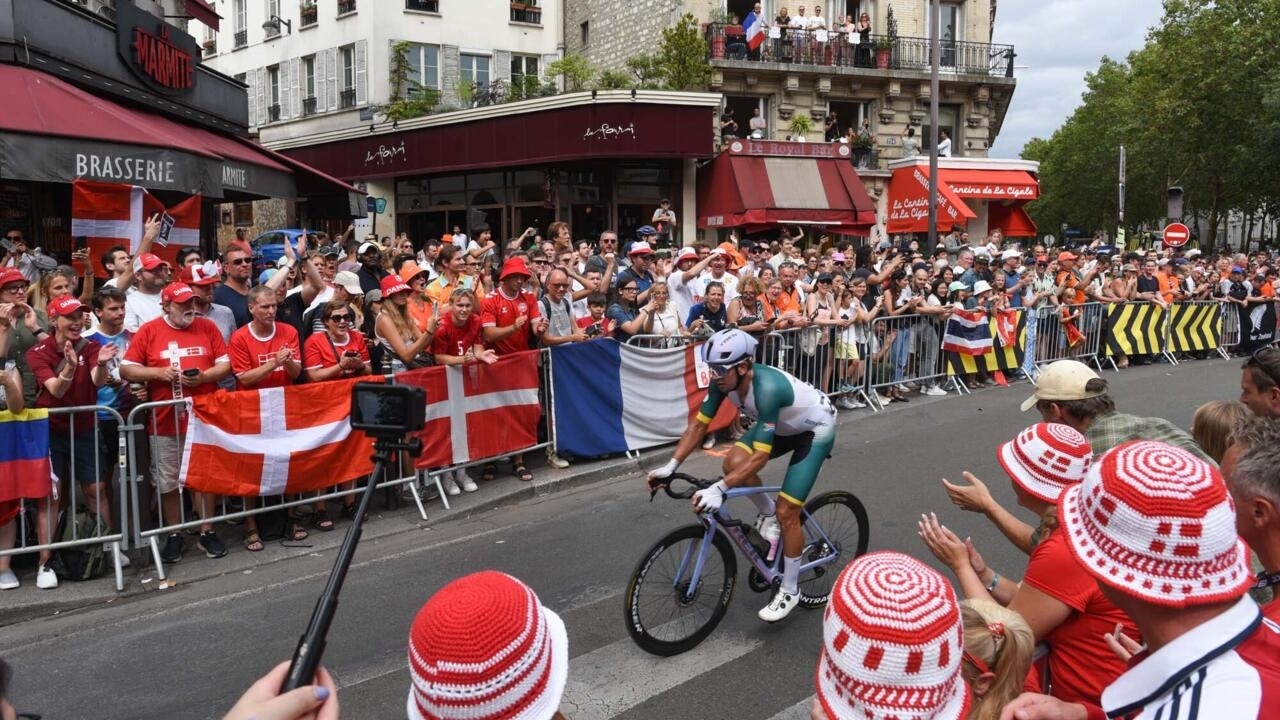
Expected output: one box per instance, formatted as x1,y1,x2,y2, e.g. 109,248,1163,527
649,328,837,622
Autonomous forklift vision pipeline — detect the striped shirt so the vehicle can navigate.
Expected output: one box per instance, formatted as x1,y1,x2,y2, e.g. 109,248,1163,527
1102,597,1280,719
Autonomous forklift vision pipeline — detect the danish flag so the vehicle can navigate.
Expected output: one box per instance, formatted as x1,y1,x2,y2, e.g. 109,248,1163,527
71,179,201,278
179,378,377,497
396,352,542,469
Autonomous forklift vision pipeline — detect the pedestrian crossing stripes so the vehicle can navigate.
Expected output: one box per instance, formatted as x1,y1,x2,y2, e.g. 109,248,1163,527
1167,302,1221,352
1106,303,1165,356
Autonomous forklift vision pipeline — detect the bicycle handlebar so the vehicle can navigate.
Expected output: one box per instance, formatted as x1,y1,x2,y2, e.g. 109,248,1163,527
646,472,713,501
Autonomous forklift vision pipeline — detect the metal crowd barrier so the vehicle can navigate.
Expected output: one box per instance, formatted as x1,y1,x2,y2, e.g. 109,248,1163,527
862,313,957,406
0,405,129,591
626,334,698,349
1029,302,1108,375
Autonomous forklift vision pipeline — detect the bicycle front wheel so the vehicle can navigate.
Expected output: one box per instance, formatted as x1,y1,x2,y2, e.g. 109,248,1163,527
623,524,738,656
798,491,870,608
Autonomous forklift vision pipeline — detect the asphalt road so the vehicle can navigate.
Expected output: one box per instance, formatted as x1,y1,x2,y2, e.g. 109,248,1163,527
0,359,1243,720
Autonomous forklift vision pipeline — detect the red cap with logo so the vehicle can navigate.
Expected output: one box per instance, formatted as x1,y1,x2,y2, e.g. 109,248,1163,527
47,296,85,319
0,268,27,288
161,282,195,303
133,253,170,273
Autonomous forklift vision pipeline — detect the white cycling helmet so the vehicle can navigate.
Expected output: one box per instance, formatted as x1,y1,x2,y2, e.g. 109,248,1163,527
701,328,758,366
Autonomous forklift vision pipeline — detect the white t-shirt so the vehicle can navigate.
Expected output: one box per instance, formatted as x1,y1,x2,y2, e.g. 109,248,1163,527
124,290,163,333
694,271,739,304
667,271,698,325
938,138,952,157
452,233,468,252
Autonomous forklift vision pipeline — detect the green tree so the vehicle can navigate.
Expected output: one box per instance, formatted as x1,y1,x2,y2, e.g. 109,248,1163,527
594,69,634,90
384,40,439,121
625,54,666,89
546,53,594,92
656,14,711,91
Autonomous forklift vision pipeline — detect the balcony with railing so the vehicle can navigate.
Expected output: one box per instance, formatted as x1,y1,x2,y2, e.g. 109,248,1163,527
302,97,317,116
233,29,247,48
202,39,216,57
339,88,357,108
268,104,281,122
300,2,318,26
405,0,438,12
704,24,1015,79
510,1,540,24
337,0,357,15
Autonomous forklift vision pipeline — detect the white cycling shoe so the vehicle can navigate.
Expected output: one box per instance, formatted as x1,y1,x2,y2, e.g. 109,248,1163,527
758,586,801,623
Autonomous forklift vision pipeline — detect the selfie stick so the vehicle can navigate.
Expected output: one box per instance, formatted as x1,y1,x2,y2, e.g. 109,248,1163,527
280,434,423,693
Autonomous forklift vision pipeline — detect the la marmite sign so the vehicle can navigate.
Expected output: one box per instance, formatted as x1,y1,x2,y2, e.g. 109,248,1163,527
116,1,200,96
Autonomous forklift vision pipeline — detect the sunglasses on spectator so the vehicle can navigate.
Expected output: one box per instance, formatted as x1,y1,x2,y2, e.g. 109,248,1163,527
550,282,571,289
229,258,252,265
707,360,745,378
4,234,21,241
327,314,352,323
1248,347,1280,385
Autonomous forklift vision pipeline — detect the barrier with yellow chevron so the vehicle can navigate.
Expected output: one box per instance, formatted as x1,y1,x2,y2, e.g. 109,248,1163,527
1166,301,1222,353
1105,303,1166,357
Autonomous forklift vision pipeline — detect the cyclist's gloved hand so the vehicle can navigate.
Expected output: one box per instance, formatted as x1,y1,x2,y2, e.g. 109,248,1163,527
693,480,729,513
648,458,680,481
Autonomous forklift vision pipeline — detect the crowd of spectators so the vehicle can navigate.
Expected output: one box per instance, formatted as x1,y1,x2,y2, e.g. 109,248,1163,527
0,213,1277,592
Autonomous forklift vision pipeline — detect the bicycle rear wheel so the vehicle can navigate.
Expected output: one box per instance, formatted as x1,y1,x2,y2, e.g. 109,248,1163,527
623,524,738,656
797,491,870,608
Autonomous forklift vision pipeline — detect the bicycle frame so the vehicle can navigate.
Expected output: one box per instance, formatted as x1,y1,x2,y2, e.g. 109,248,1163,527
670,485,842,601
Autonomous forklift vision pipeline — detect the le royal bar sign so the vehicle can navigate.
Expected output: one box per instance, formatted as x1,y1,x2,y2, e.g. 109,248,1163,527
116,0,200,96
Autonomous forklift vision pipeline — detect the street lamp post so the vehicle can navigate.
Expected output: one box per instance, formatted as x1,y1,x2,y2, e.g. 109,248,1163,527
926,0,941,250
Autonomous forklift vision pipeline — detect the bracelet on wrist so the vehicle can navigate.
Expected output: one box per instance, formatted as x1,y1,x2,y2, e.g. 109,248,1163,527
985,571,1001,592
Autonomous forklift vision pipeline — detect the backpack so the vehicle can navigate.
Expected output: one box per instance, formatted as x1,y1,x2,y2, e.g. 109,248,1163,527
48,508,107,581
538,296,573,348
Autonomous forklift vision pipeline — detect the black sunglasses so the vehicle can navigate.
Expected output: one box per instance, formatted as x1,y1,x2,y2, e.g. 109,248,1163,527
1248,347,1280,386
328,314,352,323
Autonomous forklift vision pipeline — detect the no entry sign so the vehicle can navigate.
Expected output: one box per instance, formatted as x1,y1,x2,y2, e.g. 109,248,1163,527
1163,222,1190,247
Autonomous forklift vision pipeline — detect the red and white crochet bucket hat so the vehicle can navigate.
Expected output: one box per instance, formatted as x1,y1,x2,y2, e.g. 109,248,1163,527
1059,440,1252,608
407,571,568,720
815,551,970,720
997,423,1093,503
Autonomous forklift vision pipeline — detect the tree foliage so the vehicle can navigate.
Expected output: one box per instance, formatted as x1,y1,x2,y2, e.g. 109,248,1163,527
546,53,595,92
657,13,712,91
385,41,439,121
1022,0,1280,247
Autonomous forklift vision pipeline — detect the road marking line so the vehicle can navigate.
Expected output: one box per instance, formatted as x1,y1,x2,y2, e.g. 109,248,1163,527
561,631,763,720
766,696,815,720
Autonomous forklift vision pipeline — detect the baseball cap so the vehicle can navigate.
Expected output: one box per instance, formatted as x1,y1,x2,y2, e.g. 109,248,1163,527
406,571,568,720
947,281,969,293
628,241,655,257
0,268,28,288
133,253,169,273
1001,249,1022,260
161,282,194,304
318,244,343,259
47,295,85,319
675,247,698,263
379,274,412,298
332,271,363,295
831,252,846,263
1059,441,1251,608
1057,251,1078,262
1019,359,1102,412
816,272,835,283
358,241,380,255
974,255,990,264
1231,266,1245,273
180,260,222,286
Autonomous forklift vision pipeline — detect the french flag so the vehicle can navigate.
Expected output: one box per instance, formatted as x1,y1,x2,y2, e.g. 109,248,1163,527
549,340,737,457
744,10,766,50
942,308,994,356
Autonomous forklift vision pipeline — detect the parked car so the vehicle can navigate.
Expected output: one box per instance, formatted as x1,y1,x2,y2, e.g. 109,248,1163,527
249,229,330,274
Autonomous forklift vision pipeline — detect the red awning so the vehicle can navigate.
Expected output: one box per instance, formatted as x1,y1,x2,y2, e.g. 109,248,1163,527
697,153,877,230
185,0,222,31
885,165,976,234
940,169,1039,201
988,203,1038,237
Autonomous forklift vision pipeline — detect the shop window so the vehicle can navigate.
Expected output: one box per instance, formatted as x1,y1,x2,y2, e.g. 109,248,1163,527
234,203,254,226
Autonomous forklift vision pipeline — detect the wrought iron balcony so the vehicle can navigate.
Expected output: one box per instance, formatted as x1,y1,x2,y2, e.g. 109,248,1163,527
268,104,281,122
339,88,357,108
510,2,541,23
337,0,357,15
704,24,1015,78
300,2,318,26
405,0,438,11
233,29,247,48
302,97,317,116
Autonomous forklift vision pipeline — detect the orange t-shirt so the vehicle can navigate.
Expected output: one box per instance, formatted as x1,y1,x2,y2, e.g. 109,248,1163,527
1056,271,1086,305
1021,528,1138,706
1157,271,1177,303
1261,281,1276,299
773,286,803,315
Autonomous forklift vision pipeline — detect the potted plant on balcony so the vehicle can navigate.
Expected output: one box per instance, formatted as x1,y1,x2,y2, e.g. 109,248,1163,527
202,39,216,51
300,2,317,24
872,37,892,69
788,113,813,141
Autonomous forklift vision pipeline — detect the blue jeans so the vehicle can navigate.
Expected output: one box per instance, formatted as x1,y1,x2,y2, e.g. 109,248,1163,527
891,327,912,384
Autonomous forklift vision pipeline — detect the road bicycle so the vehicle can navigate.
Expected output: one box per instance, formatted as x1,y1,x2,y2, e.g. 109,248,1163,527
624,472,869,656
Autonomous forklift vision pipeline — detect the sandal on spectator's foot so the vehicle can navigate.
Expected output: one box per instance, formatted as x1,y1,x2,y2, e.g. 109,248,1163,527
312,510,334,532
341,502,359,520
481,464,498,482
514,465,533,482
243,531,264,552
288,523,309,542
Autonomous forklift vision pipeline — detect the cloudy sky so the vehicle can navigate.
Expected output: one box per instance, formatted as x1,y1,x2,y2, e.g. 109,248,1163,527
987,0,1165,158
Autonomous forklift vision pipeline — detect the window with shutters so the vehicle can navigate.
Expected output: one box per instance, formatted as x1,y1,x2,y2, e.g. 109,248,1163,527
264,0,281,37
339,45,356,108
268,65,281,121
302,56,317,115
404,44,440,96
460,54,490,89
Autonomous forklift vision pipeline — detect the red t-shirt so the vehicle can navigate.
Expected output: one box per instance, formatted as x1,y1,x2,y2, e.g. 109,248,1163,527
1265,597,1280,623
576,315,614,336
1021,528,1138,706
303,330,370,372
229,322,301,390
480,288,540,356
432,313,483,358
27,336,103,434
122,316,228,435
